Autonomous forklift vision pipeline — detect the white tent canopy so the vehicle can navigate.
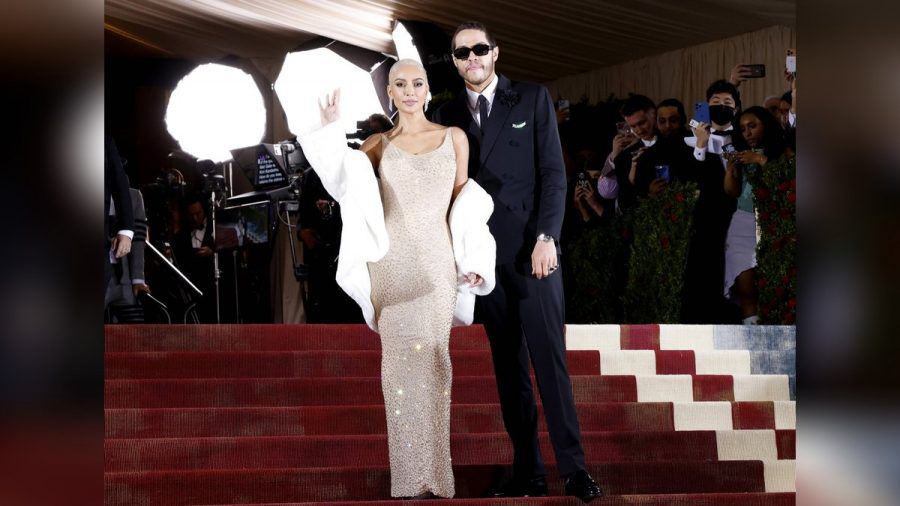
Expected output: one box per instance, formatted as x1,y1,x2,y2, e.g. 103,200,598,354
105,0,795,84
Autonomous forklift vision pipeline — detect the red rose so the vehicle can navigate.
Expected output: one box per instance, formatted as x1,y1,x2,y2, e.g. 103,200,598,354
755,188,770,200
660,236,671,249
783,312,795,324
781,275,790,284
779,208,791,219
773,238,782,251
758,211,770,221
670,213,678,222
787,192,796,204
767,223,777,234
778,181,789,191
790,179,796,191
788,298,797,309
775,287,785,298
675,192,685,202
757,278,768,288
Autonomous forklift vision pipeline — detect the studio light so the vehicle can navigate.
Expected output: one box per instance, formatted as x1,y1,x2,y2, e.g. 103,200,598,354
165,63,266,163
275,47,386,137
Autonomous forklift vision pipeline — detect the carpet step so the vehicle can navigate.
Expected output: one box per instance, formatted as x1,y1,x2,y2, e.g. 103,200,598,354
106,401,796,438
105,350,764,379
204,494,797,506
106,430,795,472
104,461,779,505
105,374,791,409
104,324,795,353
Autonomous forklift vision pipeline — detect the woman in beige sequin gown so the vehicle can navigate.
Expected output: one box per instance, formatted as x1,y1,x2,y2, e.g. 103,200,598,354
319,59,481,499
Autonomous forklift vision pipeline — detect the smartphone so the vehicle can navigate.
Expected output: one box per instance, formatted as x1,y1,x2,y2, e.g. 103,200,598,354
722,143,738,162
693,101,710,124
744,64,766,78
654,164,670,183
616,121,631,135
786,49,797,76
575,171,590,189
557,99,570,112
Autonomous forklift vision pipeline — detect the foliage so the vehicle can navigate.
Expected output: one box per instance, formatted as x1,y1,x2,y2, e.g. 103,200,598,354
750,156,797,324
567,217,630,323
623,181,699,323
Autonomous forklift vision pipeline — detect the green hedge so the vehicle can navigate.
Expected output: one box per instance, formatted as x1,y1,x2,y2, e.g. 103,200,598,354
751,156,797,324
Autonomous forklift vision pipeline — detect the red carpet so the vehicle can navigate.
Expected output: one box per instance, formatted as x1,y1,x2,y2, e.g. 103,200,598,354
105,324,795,505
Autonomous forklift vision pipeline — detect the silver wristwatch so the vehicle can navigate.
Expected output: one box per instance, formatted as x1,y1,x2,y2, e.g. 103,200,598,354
537,233,556,243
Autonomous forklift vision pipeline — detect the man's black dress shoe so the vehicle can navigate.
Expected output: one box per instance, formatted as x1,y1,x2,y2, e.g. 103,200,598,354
564,470,603,503
486,475,549,497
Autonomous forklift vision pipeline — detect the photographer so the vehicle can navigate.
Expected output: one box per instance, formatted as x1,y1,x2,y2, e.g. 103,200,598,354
299,170,361,323
173,195,216,322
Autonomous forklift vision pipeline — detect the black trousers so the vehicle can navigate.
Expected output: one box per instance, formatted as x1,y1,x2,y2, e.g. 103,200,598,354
478,261,586,478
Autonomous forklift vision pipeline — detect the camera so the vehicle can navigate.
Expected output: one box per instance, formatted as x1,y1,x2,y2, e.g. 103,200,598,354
616,121,631,136
347,119,373,140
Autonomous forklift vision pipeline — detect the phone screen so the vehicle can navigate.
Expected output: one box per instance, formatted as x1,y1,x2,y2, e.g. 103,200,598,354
786,49,797,75
693,102,710,124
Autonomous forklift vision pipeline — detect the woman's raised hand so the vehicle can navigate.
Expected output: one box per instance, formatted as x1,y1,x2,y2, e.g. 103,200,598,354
318,88,341,126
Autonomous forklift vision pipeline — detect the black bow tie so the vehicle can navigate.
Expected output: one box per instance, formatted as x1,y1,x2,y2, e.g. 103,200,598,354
711,130,732,137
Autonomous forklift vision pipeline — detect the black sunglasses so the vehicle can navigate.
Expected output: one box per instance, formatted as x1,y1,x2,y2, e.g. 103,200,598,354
452,43,494,60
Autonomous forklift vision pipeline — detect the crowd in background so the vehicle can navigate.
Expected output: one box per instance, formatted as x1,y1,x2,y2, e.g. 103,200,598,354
557,63,797,324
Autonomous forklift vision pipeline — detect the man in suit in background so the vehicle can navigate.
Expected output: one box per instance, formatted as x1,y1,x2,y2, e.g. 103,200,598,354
104,134,134,286
105,188,151,321
433,21,602,502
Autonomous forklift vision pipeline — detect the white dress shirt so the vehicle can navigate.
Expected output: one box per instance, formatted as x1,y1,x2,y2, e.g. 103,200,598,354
685,126,734,164
464,75,499,127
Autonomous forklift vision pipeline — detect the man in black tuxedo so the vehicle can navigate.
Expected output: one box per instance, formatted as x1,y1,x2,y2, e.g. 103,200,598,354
433,21,601,502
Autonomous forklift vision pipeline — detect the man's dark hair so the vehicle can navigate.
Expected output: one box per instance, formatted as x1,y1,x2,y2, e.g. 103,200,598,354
705,79,741,110
620,94,656,117
657,98,686,123
451,21,496,50
780,90,792,105
368,113,393,133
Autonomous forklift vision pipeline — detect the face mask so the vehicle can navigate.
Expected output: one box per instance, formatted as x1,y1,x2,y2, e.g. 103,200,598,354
709,104,735,125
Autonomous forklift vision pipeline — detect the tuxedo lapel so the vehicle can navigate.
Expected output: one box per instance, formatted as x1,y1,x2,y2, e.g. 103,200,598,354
449,92,480,139
479,75,513,164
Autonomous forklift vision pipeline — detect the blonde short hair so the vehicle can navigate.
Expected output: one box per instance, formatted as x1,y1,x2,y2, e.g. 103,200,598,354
388,58,429,85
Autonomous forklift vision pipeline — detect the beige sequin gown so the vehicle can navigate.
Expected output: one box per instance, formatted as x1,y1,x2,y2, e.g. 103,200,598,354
368,129,458,498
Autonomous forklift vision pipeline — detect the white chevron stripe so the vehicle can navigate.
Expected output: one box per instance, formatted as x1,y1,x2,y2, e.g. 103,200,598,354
764,460,796,492
716,429,778,460
659,325,715,351
636,375,693,402
601,350,656,375
774,401,796,429
673,402,733,431
733,375,791,401
694,350,752,375
564,324,621,351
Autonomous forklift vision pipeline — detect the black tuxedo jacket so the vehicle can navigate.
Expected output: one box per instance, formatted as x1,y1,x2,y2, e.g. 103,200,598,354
104,134,134,241
433,74,566,264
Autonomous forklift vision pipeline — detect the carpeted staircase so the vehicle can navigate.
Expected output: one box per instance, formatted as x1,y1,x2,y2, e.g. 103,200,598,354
105,324,796,505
